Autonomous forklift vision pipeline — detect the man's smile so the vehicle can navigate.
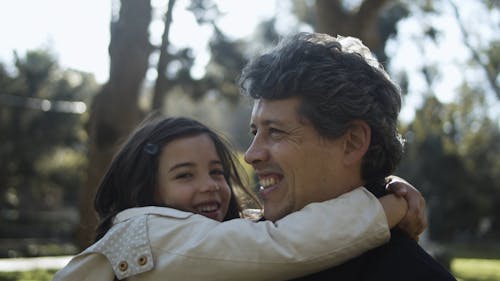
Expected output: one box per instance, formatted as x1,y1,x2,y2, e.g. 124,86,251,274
257,173,284,198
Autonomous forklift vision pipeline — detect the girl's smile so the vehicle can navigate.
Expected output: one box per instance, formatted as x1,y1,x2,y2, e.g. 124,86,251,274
156,134,231,222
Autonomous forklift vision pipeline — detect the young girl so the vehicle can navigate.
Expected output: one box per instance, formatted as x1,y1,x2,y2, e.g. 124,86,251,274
54,115,418,281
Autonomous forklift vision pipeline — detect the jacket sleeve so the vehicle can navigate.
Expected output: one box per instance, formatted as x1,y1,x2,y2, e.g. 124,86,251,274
145,187,390,281
52,252,115,281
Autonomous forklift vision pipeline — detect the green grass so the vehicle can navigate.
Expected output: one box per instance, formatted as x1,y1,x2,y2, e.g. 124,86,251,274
0,269,57,281
452,258,500,281
0,258,499,281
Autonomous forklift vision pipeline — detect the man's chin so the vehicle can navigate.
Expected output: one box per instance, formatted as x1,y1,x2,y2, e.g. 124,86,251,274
263,206,290,222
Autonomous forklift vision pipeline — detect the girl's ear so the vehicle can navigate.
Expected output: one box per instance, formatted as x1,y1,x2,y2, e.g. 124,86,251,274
343,120,371,166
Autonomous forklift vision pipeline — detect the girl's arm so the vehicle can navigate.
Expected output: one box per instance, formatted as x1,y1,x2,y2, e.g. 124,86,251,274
54,186,412,281
141,187,391,280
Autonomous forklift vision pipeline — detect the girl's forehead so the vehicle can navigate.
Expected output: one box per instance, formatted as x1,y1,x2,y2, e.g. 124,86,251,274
160,134,221,166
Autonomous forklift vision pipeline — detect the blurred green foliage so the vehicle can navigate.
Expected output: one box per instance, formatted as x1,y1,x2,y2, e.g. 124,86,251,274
398,87,500,241
0,50,98,257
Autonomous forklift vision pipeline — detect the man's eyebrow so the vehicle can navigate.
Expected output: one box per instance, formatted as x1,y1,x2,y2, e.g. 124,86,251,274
251,119,287,128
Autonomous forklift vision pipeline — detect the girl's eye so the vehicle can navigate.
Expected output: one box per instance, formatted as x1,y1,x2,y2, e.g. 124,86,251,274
210,169,225,176
175,173,193,179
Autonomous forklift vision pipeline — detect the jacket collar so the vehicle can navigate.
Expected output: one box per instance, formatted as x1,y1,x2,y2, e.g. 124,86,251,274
113,206,193,225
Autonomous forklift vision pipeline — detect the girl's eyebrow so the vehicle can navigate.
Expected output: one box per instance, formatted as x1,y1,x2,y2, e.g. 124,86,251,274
210,160,223,165
169,162,194,172
169,160,222,172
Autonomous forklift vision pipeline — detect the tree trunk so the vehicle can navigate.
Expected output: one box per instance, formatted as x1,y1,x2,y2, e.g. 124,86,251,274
77,0,152,249
152,0,176,110
315,0,390,57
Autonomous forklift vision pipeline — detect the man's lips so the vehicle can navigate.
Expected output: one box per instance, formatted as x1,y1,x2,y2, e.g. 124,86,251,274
257,173,283,197
260,177,278,188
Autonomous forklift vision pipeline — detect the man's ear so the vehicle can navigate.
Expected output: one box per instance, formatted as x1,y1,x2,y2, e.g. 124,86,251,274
343,120,371,166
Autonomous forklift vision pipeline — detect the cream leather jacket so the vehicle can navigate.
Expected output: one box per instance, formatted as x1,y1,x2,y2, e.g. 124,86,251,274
53,187,390,281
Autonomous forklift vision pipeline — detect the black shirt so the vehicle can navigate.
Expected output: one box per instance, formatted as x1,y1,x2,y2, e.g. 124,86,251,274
290,183,457,281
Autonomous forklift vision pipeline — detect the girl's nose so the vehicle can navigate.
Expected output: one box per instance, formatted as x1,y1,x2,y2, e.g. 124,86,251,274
199,177,219,193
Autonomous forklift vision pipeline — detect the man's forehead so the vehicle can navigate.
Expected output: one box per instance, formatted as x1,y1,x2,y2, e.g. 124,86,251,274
250,98,301,123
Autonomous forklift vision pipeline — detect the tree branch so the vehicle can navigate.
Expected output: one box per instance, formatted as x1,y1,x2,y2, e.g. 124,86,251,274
449,0,500,99
357,0,390,27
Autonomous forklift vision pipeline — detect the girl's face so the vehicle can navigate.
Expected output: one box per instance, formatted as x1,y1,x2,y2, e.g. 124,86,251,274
156,133,231,221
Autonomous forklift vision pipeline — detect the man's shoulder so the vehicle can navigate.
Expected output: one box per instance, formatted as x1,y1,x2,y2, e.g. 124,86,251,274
293,230,456,281
363,230,456,280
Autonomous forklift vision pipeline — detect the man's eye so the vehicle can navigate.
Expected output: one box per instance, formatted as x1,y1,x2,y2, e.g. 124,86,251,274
269,128,284,137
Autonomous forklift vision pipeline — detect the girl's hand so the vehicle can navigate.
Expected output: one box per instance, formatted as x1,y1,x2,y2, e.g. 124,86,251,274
386,175,427,241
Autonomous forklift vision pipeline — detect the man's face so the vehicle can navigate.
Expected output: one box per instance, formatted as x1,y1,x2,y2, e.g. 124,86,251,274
245,97,353,222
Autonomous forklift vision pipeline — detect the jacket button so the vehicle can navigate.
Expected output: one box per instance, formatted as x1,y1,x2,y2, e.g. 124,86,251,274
118,261,128,271
138,255,148,266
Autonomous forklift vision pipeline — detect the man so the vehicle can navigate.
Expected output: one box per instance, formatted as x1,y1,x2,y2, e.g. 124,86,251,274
239,32,456,280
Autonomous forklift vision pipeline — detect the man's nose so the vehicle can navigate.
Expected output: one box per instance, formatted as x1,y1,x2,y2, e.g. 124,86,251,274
244,136,268,165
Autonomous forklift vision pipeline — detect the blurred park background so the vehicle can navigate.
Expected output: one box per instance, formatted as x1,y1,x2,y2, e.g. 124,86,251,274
0,0,499,280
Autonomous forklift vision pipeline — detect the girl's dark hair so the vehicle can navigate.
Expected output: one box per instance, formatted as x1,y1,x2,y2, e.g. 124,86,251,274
94,114,259,241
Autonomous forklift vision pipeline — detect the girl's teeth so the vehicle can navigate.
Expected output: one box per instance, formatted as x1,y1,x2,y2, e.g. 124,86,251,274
197,204,218,212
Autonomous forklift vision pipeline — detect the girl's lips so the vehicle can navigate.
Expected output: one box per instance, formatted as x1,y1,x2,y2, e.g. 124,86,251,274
200,209,223,221
195,202,220,213
194,202,223,221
